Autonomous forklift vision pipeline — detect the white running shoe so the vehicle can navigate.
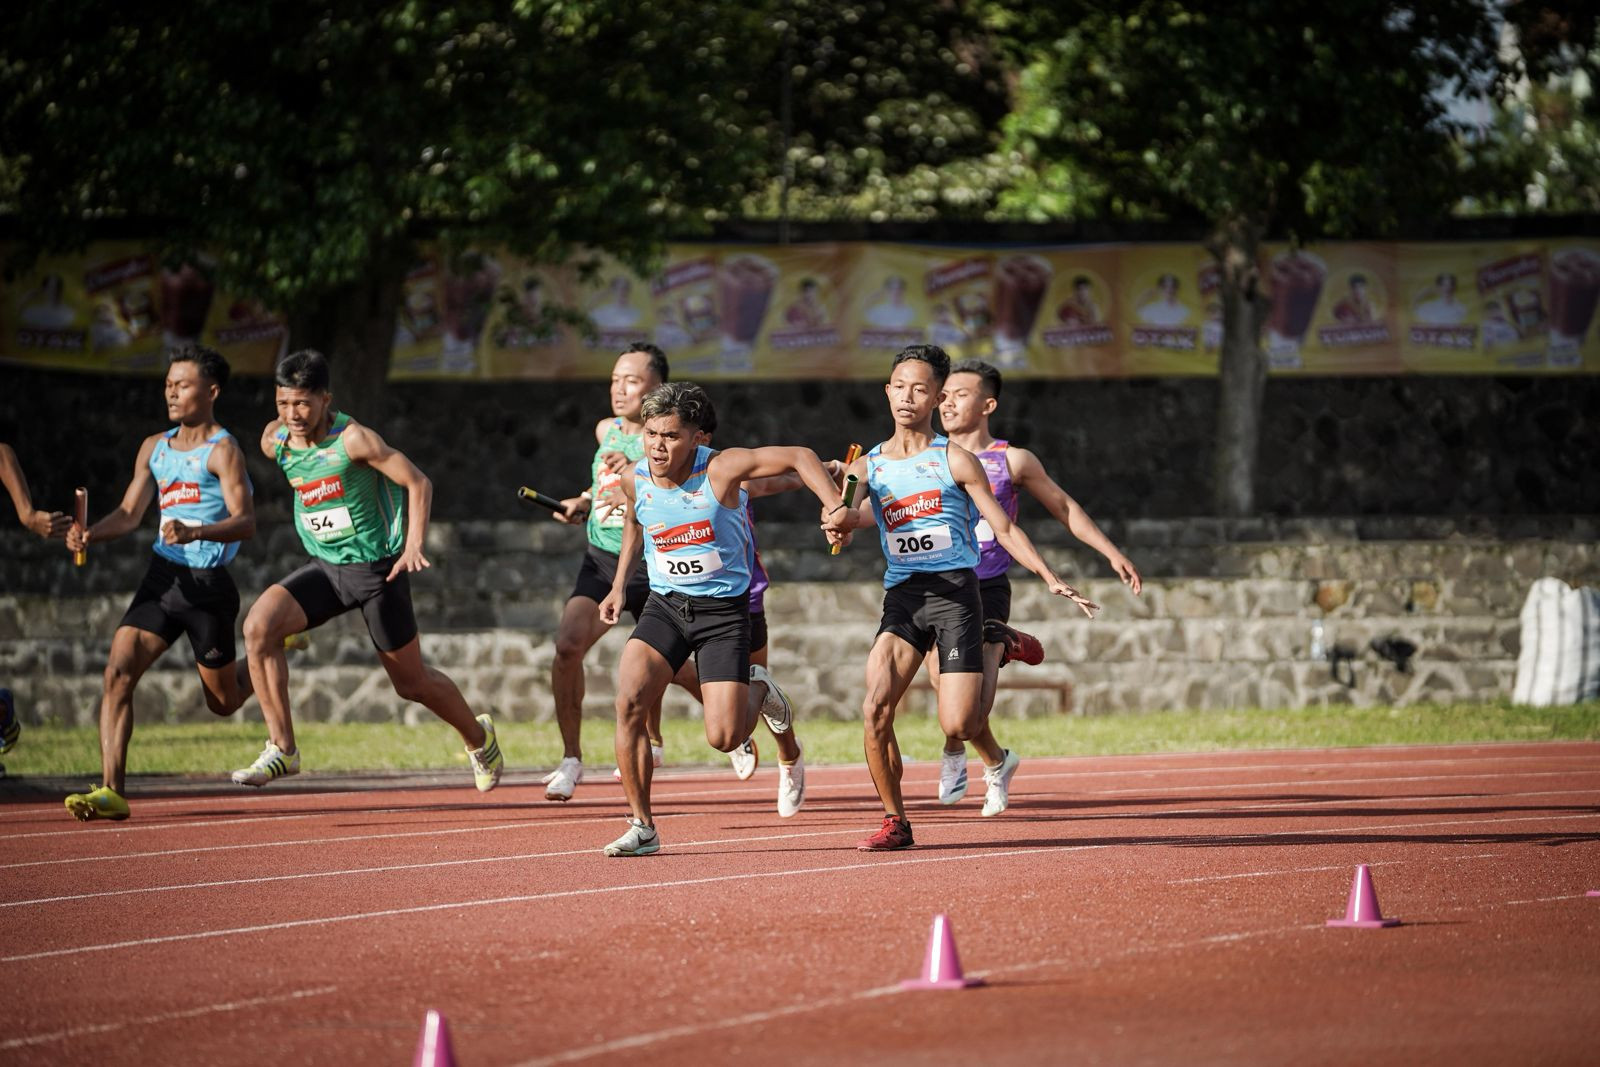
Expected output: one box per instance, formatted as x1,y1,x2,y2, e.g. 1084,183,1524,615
544,756,583,801
467,714,503,793
729,737,759,780
777,743,805,818
939,748,969,805
981,749,1021,816
231,742,300,787
613,744,664,779
748,664,792,734
603,818,661,857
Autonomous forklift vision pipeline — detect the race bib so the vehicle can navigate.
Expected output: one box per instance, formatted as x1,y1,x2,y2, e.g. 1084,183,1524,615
973,517,995,546
656,547,724,581
887,523,953,560
300,505,354,543
594,469,628,527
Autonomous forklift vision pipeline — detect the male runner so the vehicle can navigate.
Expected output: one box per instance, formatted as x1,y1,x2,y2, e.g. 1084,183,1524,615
1,438,71,757
826,344,1098,851
234,349,502,791
61,347,257,820
597,382,845,856
928,358,1141,805
543,342,668,800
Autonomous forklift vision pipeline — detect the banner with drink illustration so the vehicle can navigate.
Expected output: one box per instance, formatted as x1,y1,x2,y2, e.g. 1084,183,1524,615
5,238,1598,377
0,243,289,376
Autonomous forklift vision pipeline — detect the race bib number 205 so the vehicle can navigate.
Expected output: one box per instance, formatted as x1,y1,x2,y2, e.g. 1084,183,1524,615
300,505,355,543
655,547,724,581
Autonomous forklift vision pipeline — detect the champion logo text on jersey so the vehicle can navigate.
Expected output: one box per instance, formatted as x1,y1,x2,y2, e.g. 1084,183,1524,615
297,475,345,508
652,520,715,551
159,482,201,510
882,489,942,531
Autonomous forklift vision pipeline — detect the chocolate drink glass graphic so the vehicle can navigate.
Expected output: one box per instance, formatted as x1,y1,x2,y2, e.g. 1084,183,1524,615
717,254,778,349
991,254,1052,354
160,262,216,347
1548,249,1600,346
1267,253,1326,345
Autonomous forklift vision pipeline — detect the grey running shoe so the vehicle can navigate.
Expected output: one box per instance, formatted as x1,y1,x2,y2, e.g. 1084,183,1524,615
939,748,969,805
603,818,661,857
981,749,1021,816
749,664,792,735
777,743,805,817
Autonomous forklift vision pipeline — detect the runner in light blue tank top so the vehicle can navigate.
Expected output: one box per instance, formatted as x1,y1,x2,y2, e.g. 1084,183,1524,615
865,434,981,587
632,445,753,598
150,427,249,569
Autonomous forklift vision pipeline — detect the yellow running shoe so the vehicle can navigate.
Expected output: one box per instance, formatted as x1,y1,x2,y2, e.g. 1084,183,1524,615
283,632,312,652
467,713,503,792
65,785,130,822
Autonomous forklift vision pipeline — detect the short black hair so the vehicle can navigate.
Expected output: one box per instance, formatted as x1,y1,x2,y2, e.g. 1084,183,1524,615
622,341,670,383
640,381,716,434
275,349,331,392
169,344,231,389
891,343,951,384
949,358,1002,400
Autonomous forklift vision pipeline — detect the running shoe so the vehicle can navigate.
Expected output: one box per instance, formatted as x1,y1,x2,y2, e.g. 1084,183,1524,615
65,784,130,822
282,632,312,652
231,742,300,787
545,756,583,801
938,748,969,805
749,664,792,734
467,713,503,793
612,743,664,779
0,688,18,754
729,737,759,780
981,749,1022,816
856,814,914,851
603,817,661,857
777,742,805,817
986,620,1044,668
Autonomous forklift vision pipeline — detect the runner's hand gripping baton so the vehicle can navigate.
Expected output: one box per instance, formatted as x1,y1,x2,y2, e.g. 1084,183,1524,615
73,487,88,566
516,486,567,513
829,443,863,556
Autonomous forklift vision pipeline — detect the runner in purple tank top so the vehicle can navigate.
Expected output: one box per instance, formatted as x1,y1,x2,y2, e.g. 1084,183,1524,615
929,359,1142,806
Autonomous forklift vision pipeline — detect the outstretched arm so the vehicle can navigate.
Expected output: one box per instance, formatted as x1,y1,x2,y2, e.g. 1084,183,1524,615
343,422,432,581
66,435,160,552
598,471,642,626
951,445,1099,618
710,445,850,528
1010,447,1141,595
0,443,69,539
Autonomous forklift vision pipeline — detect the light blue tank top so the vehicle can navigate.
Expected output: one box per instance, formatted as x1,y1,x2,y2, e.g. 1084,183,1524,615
633,445,753,598
150,427,248,568
866,435,980,588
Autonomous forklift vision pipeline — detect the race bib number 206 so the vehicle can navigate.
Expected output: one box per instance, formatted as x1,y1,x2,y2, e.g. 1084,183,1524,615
300,505,355,543
888,523,953,560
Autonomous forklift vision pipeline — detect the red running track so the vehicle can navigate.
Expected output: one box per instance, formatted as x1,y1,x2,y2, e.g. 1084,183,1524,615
3,742,1598,1065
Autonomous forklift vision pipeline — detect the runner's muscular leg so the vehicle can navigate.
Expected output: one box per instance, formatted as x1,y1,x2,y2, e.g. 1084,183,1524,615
552,596,612,760
242,585,308,754
100,626,169,793
614,638,677,825
861,631,924,819
377,635,485,747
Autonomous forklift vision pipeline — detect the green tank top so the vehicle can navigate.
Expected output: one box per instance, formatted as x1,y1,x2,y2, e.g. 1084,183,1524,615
275,412,406,564
586,417,646,554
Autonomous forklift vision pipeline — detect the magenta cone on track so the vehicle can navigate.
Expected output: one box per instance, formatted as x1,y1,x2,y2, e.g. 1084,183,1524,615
901,913,985,990
413,1009,458,1067
1327,864,1401,928
1588,890,1600,898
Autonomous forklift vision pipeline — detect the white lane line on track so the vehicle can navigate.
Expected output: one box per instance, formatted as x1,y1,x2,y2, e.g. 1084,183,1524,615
0,985,339,1051
7,810,1598,964
1165,851,1506,884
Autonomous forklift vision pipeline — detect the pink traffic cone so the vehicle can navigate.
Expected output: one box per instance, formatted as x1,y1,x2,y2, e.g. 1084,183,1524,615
1326,864,1401,928
901,914,985,990
413,1009,458,1067
1587,890,1600,898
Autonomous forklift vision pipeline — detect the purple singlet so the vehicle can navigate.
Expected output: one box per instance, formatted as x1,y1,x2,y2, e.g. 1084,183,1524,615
974,440,1018,580
745,499,770,613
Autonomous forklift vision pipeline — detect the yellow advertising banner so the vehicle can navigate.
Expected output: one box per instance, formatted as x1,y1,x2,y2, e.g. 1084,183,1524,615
0,245,287,376
5,238,1597,378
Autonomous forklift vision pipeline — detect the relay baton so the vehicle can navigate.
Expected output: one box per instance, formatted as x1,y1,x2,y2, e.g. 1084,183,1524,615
73,487,88,567
516,486,567,513
828,443,864,556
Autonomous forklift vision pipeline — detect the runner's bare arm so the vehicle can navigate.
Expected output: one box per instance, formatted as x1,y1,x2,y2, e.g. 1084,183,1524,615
746,459,846,499
950,445,1098,617
0,443,69,539
165,436,256,546
709,446,849,529
599,470,641,626
259,419,284,460
343,421,433,579
1009,446,1141,594
67,434,160,553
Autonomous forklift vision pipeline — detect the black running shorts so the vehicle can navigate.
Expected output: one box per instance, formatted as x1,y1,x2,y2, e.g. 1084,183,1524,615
978,572,1012,625
630,590,751,683
570,544,651,621
120,555,240,668
750,610,768,654
278,556,419,653
878,569,984,674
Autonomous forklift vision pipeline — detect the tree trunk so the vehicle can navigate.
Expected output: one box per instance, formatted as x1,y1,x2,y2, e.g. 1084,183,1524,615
1208,215,1270,518
286,242,412,426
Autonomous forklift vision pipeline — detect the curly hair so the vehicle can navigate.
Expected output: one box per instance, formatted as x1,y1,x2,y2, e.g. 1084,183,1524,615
640,381,717,434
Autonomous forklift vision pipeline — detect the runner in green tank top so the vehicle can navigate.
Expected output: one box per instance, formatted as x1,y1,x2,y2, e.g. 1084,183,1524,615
232,348,504,794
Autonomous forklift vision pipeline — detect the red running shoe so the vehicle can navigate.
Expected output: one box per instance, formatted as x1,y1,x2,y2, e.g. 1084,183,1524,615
857,815,914,851
986,620,1044,668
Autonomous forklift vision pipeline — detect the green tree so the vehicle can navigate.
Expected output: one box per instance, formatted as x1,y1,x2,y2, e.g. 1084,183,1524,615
992,1,1506,515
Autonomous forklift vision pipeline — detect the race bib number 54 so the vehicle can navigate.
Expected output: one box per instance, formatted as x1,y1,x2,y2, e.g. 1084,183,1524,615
888,523,953,560
300,506,355,542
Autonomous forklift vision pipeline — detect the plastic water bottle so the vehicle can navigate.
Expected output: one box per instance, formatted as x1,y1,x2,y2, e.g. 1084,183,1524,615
1309,620,1326,661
